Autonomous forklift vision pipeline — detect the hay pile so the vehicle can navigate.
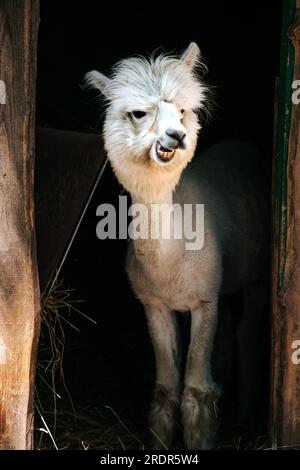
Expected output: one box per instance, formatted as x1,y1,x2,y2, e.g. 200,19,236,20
35,277,145,450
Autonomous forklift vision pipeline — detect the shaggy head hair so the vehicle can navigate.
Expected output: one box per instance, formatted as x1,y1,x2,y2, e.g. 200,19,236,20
85,43,209,201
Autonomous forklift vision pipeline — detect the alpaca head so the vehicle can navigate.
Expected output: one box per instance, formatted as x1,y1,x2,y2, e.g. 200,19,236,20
85,43,208,200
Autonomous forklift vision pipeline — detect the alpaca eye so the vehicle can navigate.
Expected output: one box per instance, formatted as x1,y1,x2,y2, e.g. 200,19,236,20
181,109,185,114
131,111,147,119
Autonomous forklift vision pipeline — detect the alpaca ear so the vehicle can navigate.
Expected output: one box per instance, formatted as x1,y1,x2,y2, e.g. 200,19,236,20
181,42,201,70
84,70,110,96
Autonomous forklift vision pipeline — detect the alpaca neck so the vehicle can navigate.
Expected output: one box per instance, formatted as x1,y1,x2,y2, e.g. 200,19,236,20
130,189,183,263
132,190,173,206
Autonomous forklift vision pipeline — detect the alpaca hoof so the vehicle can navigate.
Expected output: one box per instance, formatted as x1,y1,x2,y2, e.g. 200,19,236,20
149,385,179,450
181,385,220,450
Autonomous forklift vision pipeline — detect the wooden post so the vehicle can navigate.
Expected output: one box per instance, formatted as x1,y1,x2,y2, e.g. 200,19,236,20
0,1,40,450
270,0,300,448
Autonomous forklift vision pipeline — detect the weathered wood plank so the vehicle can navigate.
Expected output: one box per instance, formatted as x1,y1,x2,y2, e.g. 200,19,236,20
0,0,40,450
270,1,300,448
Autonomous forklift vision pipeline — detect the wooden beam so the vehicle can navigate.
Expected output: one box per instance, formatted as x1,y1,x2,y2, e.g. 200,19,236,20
0,0,40,450
270,2,300,448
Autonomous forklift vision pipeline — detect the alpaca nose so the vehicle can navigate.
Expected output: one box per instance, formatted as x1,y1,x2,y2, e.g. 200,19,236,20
166,129,186,148
166,129,186,147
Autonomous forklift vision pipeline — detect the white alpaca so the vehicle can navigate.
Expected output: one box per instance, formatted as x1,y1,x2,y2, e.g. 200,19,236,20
85,43,267,449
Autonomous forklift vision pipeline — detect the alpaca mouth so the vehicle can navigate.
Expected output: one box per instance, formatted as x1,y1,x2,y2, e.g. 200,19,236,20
155,142,176,163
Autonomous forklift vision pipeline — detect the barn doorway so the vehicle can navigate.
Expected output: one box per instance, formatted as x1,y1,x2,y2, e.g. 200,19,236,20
35,1,282,449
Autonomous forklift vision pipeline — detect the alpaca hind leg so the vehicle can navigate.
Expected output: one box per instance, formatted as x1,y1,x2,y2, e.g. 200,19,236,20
145,304,180,449
181,301,220,449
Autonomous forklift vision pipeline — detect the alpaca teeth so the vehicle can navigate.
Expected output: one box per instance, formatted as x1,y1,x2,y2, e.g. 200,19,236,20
160,151,174,158
156,143,175,161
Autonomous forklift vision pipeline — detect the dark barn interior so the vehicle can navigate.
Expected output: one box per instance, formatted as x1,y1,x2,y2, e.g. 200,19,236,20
35,1,282,449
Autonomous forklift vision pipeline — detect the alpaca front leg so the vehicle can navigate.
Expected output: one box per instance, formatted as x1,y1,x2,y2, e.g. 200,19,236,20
181,301,220,449
145,304,180,449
